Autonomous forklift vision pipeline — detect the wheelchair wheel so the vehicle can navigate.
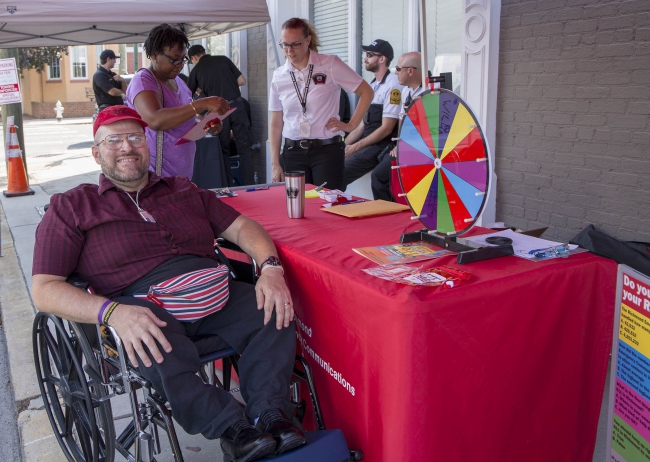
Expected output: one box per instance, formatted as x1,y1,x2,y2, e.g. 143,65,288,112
33,312,115,462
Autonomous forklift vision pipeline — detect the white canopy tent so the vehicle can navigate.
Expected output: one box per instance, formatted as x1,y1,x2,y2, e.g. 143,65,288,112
0,0,270,47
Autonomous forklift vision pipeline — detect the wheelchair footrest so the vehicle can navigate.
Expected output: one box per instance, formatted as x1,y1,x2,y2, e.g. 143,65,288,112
224,429,350,462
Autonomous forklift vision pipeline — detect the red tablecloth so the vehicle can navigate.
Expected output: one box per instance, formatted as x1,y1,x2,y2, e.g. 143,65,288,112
222,187,617,462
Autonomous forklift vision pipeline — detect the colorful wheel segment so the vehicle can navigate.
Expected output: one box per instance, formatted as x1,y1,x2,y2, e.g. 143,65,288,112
397,89,490,236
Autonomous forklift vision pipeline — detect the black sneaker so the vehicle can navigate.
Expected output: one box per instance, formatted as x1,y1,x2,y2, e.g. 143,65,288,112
255,408,307,455
220,418,276,462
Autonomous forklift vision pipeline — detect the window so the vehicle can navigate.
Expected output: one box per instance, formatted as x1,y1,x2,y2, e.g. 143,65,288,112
70,46,87,79
47,57,61,80
426,0,462,93
361,0,409,80
313,0,349,64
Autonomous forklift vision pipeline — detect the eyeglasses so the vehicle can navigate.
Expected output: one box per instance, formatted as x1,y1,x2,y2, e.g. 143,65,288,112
278,38,308,49
395,66,417,72
365,52,382,59
160,52,190,66
96,133,147,151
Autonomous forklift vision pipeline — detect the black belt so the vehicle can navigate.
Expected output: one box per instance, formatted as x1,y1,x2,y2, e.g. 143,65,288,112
98,103,124,110
228,96,244,105
285,136,343,150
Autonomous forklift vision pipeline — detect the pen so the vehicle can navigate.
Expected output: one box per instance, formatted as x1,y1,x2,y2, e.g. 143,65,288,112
528,244,570,258
246,186,270,192
314,181,327,192
337,199,366,206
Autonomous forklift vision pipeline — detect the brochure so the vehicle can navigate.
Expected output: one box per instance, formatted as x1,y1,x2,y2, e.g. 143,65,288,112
362,264,472,287
353,241,454,265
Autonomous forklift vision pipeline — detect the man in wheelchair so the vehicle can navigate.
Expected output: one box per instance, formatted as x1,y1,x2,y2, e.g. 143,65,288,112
31,106,307,462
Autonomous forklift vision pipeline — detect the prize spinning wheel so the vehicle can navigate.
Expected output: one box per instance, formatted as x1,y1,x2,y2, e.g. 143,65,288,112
396,89,491,237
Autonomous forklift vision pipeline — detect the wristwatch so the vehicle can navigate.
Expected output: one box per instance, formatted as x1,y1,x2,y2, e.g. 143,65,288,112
260,256,283,273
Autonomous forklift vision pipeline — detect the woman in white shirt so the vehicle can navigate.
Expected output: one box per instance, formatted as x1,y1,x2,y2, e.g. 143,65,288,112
269,17,373,191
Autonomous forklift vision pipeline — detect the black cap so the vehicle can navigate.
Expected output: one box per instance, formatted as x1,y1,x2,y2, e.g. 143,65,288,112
99,49,117,61
361,39,394,61
187,44,206,58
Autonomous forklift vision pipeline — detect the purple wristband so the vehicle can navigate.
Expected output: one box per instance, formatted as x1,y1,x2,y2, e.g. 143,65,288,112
98,300,112,324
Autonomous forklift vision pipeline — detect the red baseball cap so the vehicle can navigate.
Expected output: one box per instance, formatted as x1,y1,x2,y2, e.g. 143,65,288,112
93,105,148,136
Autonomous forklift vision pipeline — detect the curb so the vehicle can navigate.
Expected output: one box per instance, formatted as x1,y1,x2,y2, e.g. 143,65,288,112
0,204,65,461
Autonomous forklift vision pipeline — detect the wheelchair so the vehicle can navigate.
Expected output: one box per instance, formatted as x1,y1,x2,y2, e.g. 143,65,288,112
32,243,362,462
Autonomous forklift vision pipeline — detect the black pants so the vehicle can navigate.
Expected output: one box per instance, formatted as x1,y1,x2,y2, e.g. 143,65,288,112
218,100,255,186
370,147,395,201
281,141,345,191
114,281,296,440
343,141,390,190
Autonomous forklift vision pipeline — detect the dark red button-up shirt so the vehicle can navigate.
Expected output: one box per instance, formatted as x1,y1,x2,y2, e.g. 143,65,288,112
33,173,240,297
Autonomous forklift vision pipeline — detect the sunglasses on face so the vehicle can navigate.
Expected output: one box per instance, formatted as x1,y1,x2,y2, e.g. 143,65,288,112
160,52,190,66
364,52,382,59
395,66,417,72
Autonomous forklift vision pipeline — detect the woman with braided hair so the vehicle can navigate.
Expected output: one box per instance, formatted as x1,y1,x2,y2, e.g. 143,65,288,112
126,23,229,178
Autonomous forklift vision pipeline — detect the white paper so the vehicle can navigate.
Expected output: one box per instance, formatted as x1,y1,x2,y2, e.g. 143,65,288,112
462,229,579,260
178,108,237,142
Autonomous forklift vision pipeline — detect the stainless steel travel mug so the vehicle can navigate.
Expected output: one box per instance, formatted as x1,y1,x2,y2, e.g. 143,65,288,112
285,171,305,218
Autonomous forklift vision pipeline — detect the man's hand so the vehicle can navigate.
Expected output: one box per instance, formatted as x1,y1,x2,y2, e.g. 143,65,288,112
255,269,293,330
325,117,353,134
271,164,285,183
107,304,171,368
390,146,397,158
345,142,362,158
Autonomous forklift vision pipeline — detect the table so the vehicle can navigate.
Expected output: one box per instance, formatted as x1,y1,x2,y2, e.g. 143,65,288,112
192,136,230,189
221,186,617,462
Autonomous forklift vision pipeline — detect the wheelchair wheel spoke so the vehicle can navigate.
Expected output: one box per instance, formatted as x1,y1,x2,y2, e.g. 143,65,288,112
44,373,61,386
41,329,64,377
72,401,95,461
55,329,74,377
46,383,68,434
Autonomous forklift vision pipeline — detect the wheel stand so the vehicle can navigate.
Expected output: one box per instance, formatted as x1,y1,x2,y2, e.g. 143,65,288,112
401,229,514,264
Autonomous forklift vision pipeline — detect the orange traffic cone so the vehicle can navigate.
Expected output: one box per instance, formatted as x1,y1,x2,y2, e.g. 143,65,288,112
4,124,34,197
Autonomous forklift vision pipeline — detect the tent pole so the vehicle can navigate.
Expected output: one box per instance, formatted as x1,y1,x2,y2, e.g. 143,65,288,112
267,23,281,68
419,0,428,90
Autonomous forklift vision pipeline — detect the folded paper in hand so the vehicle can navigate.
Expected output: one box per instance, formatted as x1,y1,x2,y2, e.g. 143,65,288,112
175,108,237,145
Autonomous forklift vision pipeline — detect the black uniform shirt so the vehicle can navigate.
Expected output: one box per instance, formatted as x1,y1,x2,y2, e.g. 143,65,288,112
92,66,123,107
187,55,242,101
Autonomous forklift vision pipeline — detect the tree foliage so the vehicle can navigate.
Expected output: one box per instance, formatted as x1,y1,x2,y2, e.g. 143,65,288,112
18,46,69,76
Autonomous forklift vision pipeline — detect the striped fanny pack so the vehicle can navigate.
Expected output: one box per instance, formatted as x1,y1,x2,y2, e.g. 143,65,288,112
134,266,230,322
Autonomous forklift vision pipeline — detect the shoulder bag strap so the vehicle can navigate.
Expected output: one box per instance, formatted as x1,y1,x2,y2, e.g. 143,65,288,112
145,68,165,176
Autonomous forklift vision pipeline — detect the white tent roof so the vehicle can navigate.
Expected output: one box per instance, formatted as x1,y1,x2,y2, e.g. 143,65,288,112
0,0,270,47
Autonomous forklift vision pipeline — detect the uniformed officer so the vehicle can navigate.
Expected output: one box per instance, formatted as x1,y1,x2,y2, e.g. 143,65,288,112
269,17,373,191
343,39,401,193
92,50,127,112
371,51,425,201
187,45,255,186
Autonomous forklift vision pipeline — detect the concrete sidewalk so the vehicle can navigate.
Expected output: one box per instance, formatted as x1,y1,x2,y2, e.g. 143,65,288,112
0,117,222,461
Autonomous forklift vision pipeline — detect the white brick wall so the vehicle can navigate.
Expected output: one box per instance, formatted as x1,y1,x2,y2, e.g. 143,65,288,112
496,0,650,242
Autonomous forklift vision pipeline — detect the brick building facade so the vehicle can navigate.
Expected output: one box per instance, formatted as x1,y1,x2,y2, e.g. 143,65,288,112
496,0,650,242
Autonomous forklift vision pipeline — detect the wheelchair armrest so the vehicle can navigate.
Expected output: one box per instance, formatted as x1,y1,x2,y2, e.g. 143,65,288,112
66,274,91,291
216,237,245,253
215,238,259,284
